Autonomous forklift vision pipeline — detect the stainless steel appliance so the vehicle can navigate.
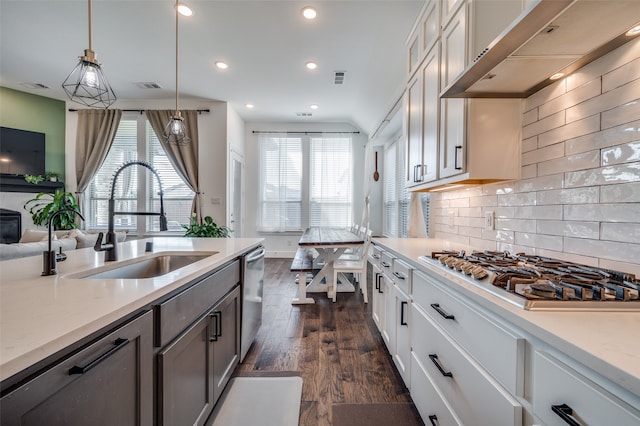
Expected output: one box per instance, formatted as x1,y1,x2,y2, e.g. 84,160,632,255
419,251,640,311
241,246,265,361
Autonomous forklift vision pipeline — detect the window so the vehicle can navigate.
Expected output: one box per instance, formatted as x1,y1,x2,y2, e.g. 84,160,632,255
258,133,353,232
85,114,194,234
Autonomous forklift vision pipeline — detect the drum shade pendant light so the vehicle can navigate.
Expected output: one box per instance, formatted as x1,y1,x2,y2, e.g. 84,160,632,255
62,0,116,108
164,0,190,145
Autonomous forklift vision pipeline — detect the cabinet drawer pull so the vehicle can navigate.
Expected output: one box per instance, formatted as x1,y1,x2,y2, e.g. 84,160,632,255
400,301,408,326
551,403,582,426
429,354,453,378
428,415,438,426
69,338,129,375
392,271,406,280
209,311,222,342
380,261,391,268
375,273,383,292
454,145,462,170
413,164,423,182
430,303,455,320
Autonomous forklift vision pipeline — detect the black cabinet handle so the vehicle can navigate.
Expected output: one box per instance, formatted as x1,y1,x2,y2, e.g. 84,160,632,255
392,271,406,280
69,338,129,375
375,273,380,291
400,301,408,326
209,311,222,342
431,303,455,320
413,164,423,182
551,404,582,426
380,261,391,269
454,145,462,170
428,415,438,426
377,274,384,294
429,354,453,378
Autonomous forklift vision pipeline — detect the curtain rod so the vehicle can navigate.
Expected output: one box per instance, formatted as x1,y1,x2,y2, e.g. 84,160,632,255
68,108,210,113
252,131,360,135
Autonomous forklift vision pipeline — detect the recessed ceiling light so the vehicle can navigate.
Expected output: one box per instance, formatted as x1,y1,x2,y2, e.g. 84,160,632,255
627,24,640,36
245,104,255,109
550,72,565,80
310,104,319,110
176,3,193,17
302,6,317,20
305,61,317,70
215,61,228,70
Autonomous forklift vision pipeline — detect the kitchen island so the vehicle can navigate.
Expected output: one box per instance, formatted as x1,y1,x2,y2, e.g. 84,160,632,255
372,237,640,425
0,237,262,388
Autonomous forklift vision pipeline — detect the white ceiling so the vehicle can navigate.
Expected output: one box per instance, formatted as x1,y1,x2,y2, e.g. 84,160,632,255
0,0,423,136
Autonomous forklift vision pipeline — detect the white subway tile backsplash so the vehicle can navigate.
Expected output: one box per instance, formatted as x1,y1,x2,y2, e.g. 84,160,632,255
437,40,639,274
600,182,640,203
538,115,600,148
522,143,564,166
601,100,640,129
564,237,640,265
564,203,640,222
522,111,565,140
566,78,640,123
537,187,599,205
514,232,563,251
602,142,640,166
536,220,600,239
515,205,563,220
565,162,640,187
602,57,640,92
566,120,640,155
497,192,537,206
600,223,640,244
538,78,601,119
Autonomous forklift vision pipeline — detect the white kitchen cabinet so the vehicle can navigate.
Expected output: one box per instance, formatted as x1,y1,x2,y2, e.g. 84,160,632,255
383,273,396,355
411,352,462,426
533,351,640,426
393,284,411,386
369,247,385,331
406,72,423,187
420,46,440,184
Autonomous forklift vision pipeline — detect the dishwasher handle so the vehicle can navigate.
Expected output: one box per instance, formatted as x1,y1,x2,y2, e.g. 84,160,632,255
245,246,265,263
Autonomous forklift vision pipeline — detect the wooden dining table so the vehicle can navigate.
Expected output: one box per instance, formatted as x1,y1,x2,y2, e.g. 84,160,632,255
292,227,365,304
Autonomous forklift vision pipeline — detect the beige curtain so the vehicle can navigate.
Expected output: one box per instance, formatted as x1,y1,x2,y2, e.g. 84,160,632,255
75,108,123,218
145,110,202,222
407,192,427,237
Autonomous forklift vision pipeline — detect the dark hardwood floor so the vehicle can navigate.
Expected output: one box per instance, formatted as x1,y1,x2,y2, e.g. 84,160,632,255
235,258,418,426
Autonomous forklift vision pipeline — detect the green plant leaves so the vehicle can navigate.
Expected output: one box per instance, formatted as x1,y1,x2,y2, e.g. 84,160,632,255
182,215,232,238
23,190,80,230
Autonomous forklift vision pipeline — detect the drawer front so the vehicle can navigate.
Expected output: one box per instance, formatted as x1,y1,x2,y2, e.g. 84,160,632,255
392,258,413,295
533,351,640,426
412,270,524,396
411,303,522,426
156,260,240,347
410,352,462,426
369,245,384,268
380,251,394,276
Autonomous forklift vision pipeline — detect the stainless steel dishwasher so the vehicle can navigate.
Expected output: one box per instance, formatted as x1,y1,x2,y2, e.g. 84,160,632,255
240,245,265,361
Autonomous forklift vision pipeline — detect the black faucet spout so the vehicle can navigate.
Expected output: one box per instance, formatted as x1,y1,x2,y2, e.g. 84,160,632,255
42,208,85,276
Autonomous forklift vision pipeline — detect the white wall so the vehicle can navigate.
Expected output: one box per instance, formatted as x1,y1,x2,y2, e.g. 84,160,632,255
243,121,366,257
64,98,231,226
430,37,640,276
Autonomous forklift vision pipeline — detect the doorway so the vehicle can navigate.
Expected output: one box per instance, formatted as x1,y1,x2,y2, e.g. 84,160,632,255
229,151,243,237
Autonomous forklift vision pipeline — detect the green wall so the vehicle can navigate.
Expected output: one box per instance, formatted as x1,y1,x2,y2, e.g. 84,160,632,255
0,87,66,181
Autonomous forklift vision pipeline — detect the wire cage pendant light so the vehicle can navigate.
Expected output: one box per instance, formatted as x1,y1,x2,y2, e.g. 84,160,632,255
164,0,190,145
62,0,116,108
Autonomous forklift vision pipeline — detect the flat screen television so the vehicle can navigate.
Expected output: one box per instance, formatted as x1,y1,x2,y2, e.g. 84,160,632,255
0,127,46,176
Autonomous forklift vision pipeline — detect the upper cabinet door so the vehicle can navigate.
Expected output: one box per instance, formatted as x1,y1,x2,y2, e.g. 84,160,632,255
405,73,423,187
421,46,440,184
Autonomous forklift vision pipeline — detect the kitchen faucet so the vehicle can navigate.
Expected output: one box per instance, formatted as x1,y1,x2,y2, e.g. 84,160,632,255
42,208,85,276
94,161,168,262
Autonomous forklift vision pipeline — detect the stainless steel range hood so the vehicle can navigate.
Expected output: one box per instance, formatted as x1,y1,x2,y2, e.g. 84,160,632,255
441,0,640,98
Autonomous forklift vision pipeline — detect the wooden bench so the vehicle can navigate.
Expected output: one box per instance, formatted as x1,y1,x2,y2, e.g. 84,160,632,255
290,247,316,272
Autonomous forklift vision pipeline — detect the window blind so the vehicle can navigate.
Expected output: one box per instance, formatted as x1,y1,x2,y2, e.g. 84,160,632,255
259,136,303,232
383,142,397,237
309,136,352,228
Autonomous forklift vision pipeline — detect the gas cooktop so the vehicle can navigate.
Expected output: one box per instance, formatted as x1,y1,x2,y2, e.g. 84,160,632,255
418,250,640,311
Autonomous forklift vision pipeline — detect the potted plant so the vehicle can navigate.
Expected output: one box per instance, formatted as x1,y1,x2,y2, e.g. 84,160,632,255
45,171,61,182
24,190,80,230
24,174,44,184
182,214,232,238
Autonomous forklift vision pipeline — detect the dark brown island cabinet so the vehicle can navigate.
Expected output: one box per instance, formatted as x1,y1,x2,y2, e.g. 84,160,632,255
1,259,242,426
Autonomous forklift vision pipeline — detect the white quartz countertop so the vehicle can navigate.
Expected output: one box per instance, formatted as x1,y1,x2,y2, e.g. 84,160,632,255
0,237,263,383
372,238,640,401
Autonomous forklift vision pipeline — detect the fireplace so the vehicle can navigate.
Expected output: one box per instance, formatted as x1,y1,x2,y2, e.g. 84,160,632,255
0,209,22,243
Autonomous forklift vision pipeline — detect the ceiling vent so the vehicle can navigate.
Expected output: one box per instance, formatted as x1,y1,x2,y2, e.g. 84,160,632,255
296,112,312,117
136,82,162,89
20,83,49,89
333,71,346,85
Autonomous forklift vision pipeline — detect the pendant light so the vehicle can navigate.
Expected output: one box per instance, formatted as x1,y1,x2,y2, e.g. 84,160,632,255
164,0,190,145
62,0,116,108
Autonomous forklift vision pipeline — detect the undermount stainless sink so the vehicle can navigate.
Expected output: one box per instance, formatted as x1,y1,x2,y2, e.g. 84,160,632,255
73,251,218,279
